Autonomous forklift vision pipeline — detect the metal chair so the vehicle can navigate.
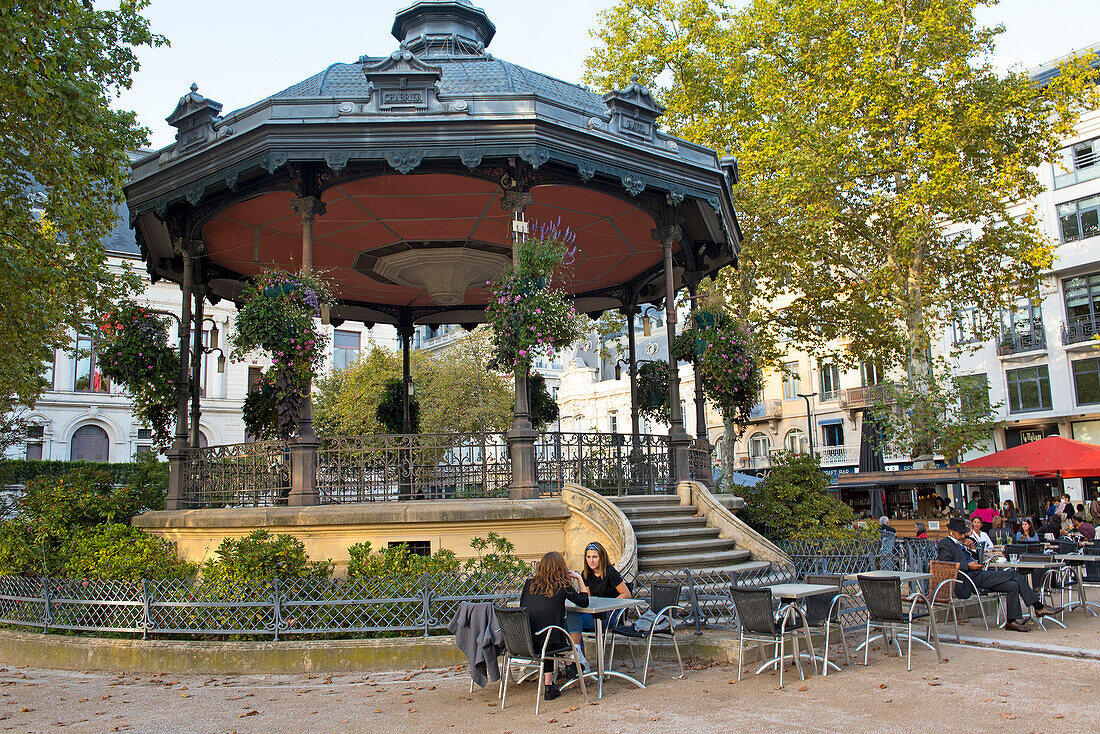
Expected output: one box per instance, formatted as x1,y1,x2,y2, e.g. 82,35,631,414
494,606,588,714
1082,546,1100,584
856,575,943,672
802,574,854,676
606,583,684,684
730,586,811,688
1020,554,1067,630
929,560,990,639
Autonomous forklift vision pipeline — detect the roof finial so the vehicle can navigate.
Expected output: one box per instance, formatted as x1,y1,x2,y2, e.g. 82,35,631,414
190,82,199,93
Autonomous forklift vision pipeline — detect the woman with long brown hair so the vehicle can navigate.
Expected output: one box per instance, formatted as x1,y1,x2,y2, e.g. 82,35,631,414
520,551,589,700
567,541,630,671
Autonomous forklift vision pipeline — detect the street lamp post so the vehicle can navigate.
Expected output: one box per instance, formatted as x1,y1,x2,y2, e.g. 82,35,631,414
797,392,817,457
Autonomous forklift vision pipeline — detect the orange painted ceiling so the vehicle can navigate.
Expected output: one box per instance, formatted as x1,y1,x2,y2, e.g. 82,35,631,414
202,173,662,308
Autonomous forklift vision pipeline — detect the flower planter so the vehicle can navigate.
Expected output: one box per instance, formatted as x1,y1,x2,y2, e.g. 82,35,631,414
694,311,721,329
263,282,298,298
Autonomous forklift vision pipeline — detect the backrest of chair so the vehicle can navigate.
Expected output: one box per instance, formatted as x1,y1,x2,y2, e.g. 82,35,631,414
1084,546,1100,582
857,575,904,622
1057,538,1078,554
494,605,537,659
929,561,959,603
802,574,844,625
730,586,777,634
1005,543,1026,558
650,583,681,617
1020,553,1048,564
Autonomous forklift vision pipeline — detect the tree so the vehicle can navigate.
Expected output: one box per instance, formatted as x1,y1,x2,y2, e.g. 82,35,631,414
313,330,513,437
586,0,1098,459
0,2,165,411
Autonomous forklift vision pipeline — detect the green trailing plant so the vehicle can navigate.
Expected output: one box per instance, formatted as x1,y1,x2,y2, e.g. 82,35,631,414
735,451,878,542
676,310,764,433
200,529,333,583
231,270,334,439
523,372,559,430
485,222,585,369
95,301,180,449
635,360,670,423
376,377,420,434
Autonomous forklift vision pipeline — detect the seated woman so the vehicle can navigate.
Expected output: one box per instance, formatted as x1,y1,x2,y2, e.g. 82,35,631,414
989,516,1013,546
566,542,631,671
520,551,589,701
913,521,929,539
1015,517,1039,543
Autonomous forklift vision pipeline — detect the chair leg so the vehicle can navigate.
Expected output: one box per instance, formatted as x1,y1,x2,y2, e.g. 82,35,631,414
671,632,685,680
737,628,744,682
571,650,589,703
500,658,510,710
928,610,944,663
822,623,832,677
778,633,785,689
951,603,959,641
863,619,871,666
535,665,545,716
642,630,655,686
906,621,913,672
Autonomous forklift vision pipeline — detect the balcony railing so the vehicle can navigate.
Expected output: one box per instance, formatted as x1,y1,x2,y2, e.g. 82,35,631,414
1062,316,1100,346
996,326,1047,355
815,444,859,466
748,399,782,421
839,385,893,409
1054,148,1100,188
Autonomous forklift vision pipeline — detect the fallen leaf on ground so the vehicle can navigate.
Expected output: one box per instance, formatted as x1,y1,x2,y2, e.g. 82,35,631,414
238,711,259,718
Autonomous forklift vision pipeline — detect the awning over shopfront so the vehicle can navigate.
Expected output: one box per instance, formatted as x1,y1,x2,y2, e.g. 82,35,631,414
961,435,1100,479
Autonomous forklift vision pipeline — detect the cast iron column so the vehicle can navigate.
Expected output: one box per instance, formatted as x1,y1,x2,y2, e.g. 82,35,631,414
654,225,691,485
166,241,195,510
189,285,205,448
502,190,538,499
687,282,708,441
623,304,641,495
287,195,325,507
397,321,415,500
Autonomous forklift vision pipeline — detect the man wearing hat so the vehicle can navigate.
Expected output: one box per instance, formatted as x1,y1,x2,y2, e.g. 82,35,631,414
936,517,1062,632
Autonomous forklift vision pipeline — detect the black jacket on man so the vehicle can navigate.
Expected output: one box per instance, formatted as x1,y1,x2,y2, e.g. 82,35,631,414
935,536,1040,623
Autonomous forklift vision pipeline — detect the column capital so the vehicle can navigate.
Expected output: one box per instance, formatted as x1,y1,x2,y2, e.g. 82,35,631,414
290,195,327,221
499,190,534,214
651,225,681,247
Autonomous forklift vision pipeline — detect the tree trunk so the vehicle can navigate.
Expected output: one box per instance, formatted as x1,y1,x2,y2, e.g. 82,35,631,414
905,241,935,466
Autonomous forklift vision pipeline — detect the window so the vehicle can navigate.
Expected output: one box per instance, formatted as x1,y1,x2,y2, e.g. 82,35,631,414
333,329,360,371
860,361,883,387
41,354,55,391
1072,358,1100,406
1006,365,1053,413
389,540,431,557
1057,194,1100,243
999,299,1045,352
748,432,771,458
25,425,44,461
958,373,991,414
819,363,840,401
782,361,802,399
821,423,844,447
951,308,981,345
73,335,109,392
608,411,618,434
784,428,808,454
137,428,152,441
1064,271,1100,330
1054,137,1100,188
70,424,108,462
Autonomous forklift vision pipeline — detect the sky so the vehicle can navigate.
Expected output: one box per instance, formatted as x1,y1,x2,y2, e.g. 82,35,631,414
117,0,1099,150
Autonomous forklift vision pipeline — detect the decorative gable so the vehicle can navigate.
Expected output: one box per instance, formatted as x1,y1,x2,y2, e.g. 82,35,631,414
165,84,223,153
603,77,665,143
363,45,443,113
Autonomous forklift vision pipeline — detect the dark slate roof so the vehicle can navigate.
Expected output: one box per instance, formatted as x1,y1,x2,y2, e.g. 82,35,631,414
272,56,607,116
103,201,139,256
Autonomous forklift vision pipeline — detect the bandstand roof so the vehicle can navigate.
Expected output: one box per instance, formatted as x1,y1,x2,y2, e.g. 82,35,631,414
125,0,741,327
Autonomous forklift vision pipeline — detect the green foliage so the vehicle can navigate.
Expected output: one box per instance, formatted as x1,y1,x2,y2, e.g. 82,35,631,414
201,530,333,584
376,378,420,434
62,524,195,581
586,0,1099,456
96,302,180,449
525,372,559,431
736,452,877,541
19,464,163,531
635,360,670,423
231,271,334,439
676,311,763,431
515,220,577,278
345,542,459,578
0,1,163,411
0,458,168,489
464,532,531,576
0,520,45,576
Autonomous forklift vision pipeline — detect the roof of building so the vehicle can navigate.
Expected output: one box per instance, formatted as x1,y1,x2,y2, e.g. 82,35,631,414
1029,41,1100,86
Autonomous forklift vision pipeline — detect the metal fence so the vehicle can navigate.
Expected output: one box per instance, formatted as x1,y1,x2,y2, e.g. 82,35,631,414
180,440,291,508
1,545,912,642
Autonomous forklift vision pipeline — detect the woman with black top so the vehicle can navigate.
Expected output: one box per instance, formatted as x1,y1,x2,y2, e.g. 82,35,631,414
566,541,631,672
519,551,589,701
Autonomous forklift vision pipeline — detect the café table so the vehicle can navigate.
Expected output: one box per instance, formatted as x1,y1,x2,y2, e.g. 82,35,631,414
1054,554,1100,616
562,596,648,699
756,583,839,675
986,557,1067,629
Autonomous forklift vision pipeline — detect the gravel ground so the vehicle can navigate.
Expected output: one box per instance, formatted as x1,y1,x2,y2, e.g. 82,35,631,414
2,631,1098,733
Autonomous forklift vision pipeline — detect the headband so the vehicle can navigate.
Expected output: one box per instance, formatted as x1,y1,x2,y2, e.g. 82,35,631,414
586,543,600,551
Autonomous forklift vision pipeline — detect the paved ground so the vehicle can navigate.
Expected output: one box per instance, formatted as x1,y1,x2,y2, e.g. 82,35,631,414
2,616,1098,734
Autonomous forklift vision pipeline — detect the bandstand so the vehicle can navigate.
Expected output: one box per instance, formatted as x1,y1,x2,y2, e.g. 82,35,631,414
124,0,741,512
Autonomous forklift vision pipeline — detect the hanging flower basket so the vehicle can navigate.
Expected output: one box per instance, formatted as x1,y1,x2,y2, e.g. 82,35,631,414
636,360,670,422
263,282,298,298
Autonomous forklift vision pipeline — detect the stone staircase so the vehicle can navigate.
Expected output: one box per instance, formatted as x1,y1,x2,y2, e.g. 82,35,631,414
609,495,770,577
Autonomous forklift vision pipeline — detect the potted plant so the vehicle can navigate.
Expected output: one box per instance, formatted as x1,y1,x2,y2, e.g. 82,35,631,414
635,360,670,422
97,301,180,449
230,270,334,439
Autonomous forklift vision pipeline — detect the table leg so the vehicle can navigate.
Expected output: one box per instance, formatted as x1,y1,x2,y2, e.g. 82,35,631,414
596,616,605,699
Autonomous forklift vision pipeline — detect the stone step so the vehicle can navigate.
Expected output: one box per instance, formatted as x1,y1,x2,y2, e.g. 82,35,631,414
667,560,772,583
608,495,682,507
636,537,738,555
634,526,721,542
619,504,699,519
638,548,752,572
627,515,710,531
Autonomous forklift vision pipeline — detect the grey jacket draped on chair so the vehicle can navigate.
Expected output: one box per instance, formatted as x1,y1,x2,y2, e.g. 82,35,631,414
447,601,504,688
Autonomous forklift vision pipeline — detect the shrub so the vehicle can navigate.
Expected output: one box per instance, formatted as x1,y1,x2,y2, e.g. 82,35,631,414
0,519,47,576
201,530,333,584
465,532,530,576
735,451,878,542
0,458,169,490
62,524,196,581
19,465,158,533
346,542,459,578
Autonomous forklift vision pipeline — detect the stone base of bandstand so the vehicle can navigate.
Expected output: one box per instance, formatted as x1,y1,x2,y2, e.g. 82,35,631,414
133,486,635,576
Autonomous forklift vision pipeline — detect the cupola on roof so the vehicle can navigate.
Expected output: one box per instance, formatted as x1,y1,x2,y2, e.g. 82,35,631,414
392,0,495,54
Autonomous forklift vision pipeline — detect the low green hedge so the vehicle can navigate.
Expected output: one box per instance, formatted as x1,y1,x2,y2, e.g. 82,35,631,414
0,459,168,487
